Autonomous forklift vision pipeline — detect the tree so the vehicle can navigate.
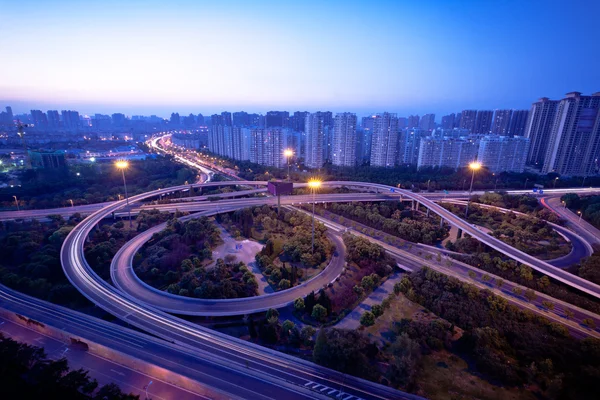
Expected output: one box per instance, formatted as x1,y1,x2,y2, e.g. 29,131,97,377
278,279,291,290
353,285,364,296
313,328,375,376
468,270,477,279
583,318,597,330
360,311,376,327
311,304,328,322
300,326,316,345
266,308,279,321
482,274,491,282
495,278,504,288
524,288,537,302
361,275,375,291
542,300,555,311
282,320,295,336
512,286,523,296
371,304,384,318
294,297,305,313
393,282,402,295
565,308,575,320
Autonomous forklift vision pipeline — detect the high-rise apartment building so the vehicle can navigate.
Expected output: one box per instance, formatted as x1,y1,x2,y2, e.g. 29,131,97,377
524,97,559,167
30,110,48,129
407,115,420,129
369,112,399,167
398,128,422,165
441,113,455,130
304,112,326,168
291,111,309,132
417,137,479,169
331,113,357,167
491,110,512,135
542,92,600,175
250,128,284,167
61,110,80,131
507,110,529,136
112,113,126,128
170,113,181,126
266,111,289,128
420,114,436,131
459,110,477,132
398,117,408,129
47,110,60,130
474,110,493,134
233,111,250,127
478,135,529,173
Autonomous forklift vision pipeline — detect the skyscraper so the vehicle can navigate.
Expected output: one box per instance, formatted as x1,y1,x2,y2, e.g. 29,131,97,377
47,110,60,130
419,114,435,131
369,112,399,167
61,110,80,131
491,110,512,135
291,111,309,132
407,115,420,129
233,112,249,127
398,128,421,165
331,113,357,167
112,113,126,128
221,112,232,126
417,136,479,170
459,110,477,132
524,97,559,167
170,112,180,126
249,128,284,167
507,110,529,136
542,92,600,176
266,111,289,128
304,112,326,168
478,135,529,173
30,110,48,129
474,110,493,134
441,113,455,130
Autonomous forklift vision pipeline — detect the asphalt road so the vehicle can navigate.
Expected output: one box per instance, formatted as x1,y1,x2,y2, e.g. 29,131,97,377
0,315,205,400
541,195,600,247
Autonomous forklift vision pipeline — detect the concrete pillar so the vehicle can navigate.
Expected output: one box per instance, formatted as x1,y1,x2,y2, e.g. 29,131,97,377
440,218,444,228
426,208,430,218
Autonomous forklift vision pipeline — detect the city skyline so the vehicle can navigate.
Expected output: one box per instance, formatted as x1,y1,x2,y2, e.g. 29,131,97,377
2,0,599,116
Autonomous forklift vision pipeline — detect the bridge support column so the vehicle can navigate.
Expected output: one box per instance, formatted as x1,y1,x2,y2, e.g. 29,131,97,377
411,200,415,210
440,218,444,228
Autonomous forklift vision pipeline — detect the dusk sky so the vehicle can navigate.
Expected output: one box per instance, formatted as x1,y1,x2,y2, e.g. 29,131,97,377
1,0,599,118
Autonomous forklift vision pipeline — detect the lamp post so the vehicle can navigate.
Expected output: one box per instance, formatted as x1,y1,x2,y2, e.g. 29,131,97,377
554,177,559,188
284,149,294,181
465,162,481,218
426,179,431,191
308,179,322,254
524,178,529,189
12,195,19,212
115,160,132,228
143,381,153,400
69,199,74,208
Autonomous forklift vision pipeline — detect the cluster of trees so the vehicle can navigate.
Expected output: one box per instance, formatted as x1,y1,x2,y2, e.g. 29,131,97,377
296,234,396,324
398,267,600,398
85,210,174,281
444,203,569,258
359,293,395,327
0,334,137,399
0,215,89,308
453,249,600,314
134,216,222,288
220,206,332,290
318,202,448,245
574,248,600,286
1,156,196,210
563,193,600,228
247,308,317,348
472,192,540,213
162,256,259,299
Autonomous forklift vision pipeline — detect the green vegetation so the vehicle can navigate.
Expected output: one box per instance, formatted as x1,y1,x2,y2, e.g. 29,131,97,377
133,216,258,299
296,234,396,325
572,247,600,286
0,156,196,210
0,334,138,399
0,215,90,309
315,201,448,245
246,308,317,348
562,193,600,228
218,206,333,290
444,203,570,259
398,267,600,399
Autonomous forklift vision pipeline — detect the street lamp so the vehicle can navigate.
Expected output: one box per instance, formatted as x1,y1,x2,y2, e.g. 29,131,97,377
465,161,481,218
115,160,132,228
554,177,559,188
69,199,74,208
578,210,583,222
143,380,153,400
12,195,19,212
308,179,322,254
524,177,529,189
284,149,294,181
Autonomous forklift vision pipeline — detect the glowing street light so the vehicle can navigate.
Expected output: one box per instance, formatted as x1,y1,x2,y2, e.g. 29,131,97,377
284,149,294,181
465,162,481,218
115,160,132,227
554,176,559,188
12,195,19,212
308,179,322,254
69,199,74,208
578,210,583,222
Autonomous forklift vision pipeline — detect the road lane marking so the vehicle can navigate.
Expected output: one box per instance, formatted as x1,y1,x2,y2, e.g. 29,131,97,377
110,369,125,376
